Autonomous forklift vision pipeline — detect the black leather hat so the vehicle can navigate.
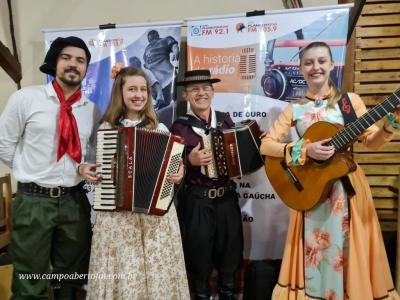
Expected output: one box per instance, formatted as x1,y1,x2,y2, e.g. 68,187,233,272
39,36,91,76
176,69,220,86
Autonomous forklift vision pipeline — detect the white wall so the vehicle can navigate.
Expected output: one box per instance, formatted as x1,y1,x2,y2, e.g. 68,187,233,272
0,0,336,179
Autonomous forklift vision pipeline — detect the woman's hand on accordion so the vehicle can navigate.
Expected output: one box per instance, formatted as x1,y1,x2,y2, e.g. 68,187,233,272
169,160,184,184
78,163,102,185
188,143,213,166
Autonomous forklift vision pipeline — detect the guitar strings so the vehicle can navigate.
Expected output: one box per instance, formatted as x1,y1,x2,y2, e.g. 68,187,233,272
330,91,400,150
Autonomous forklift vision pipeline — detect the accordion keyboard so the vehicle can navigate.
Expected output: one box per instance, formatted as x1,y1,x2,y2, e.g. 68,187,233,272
154,141,185,211
94,130,118,210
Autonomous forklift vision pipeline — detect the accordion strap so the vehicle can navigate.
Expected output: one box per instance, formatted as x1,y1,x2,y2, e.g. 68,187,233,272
215,111,228,128
174,111,228,130
136,118,151,128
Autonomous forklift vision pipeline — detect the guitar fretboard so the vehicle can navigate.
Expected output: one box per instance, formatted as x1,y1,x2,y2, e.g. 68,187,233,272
329,89,400,151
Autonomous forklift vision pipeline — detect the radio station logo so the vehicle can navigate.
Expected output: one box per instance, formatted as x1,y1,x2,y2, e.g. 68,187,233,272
88,38,124,48
190,26,202,36
190,24,229,36
246,21,278,33
236,23,246,32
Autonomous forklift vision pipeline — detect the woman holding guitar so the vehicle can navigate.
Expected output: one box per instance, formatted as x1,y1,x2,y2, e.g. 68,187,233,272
261,41,400,300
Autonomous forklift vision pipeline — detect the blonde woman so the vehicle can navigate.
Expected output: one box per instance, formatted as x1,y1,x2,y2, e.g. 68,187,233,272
261,41,400,300
87,66,189,300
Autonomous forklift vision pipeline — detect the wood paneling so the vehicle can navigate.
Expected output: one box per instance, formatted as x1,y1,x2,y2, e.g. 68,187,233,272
355,60,400,71
356,37,400,48
360,164,400,175
374,199,397,209
355,48,400,60
362,95,391,106
356,26,400,37
355,71,400,83
354,141,400,152
377,211,397,223
353,0,400,234
358,15,400,26
362,3,400,14
353,153,400,163
367,176,398,186
354,83,399,93
372,187,398,198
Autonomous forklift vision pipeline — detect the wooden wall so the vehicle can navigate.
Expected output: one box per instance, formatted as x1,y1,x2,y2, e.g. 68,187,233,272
352,0,400,231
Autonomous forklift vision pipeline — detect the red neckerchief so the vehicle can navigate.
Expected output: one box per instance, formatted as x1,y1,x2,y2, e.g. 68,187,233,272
52,80,82,163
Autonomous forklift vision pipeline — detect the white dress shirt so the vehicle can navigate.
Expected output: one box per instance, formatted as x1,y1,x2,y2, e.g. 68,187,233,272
0,82,100,187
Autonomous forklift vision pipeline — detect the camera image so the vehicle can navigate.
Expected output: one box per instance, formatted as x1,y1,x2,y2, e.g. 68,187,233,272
261,64,306,100
261,64,343,101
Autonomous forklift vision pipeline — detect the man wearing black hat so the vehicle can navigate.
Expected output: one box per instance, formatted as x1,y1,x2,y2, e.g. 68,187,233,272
0,36,100,299
170,70,243,300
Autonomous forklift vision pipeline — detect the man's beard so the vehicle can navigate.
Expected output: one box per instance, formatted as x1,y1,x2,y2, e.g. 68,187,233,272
59,76,82,87
58,68,83,87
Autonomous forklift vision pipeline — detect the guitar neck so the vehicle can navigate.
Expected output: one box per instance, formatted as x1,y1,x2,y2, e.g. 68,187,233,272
330,90,400,151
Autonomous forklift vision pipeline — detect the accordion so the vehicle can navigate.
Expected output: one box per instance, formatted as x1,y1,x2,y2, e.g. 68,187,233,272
94,127,184,216
202,120,263,179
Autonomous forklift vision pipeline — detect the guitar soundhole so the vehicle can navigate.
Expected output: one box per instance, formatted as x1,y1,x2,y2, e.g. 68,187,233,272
312,157,332,166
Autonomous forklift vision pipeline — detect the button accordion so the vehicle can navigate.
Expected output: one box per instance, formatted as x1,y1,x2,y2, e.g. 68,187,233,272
94,127,184,216
202,120,263,179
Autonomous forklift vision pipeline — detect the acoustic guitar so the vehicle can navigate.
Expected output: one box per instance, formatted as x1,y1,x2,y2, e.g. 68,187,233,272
265,90,400,211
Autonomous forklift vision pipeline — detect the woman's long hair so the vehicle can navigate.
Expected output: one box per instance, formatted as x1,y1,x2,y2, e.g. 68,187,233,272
101,67,158,129
300,41,342,108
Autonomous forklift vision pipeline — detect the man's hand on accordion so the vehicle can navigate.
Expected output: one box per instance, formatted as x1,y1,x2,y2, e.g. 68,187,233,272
169,160,184,184
78,163,102,185
188,143,213,166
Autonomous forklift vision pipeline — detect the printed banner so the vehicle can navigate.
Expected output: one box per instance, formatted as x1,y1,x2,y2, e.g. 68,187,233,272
44,22,182,127
187,5,349,259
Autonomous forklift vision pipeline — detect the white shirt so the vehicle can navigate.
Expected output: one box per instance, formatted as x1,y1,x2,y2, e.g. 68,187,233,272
0,82,101,187
101,119,168,131
187,107,217,176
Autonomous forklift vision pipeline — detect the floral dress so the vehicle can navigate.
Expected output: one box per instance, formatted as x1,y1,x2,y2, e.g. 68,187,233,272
293,100,349,299
260,92,399,300
87,120,190,300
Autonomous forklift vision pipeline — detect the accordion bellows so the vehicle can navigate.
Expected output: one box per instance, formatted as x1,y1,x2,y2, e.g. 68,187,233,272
202,120,264,179
94,127,184,216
